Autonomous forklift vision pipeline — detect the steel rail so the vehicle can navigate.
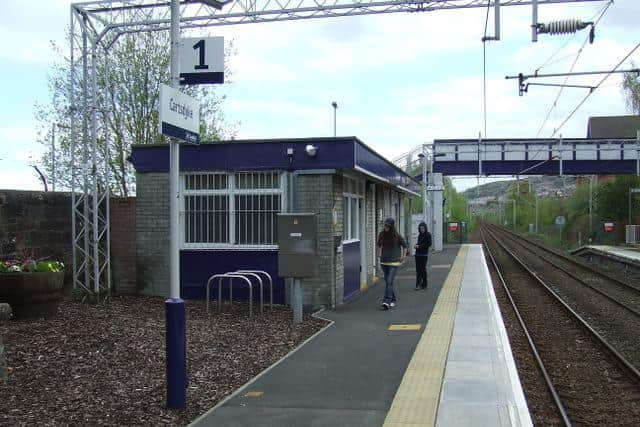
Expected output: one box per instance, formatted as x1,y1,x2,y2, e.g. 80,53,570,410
482,225,640,382
480,227,572,427
487,224,640,318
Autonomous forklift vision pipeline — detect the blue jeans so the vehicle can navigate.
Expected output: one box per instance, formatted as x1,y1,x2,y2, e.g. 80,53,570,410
381,264,398,304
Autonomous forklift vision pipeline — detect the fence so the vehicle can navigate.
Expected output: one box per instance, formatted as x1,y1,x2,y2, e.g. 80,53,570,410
626,225,640,245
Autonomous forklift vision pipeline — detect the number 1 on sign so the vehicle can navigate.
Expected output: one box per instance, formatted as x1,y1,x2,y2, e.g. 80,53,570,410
193,40,208,70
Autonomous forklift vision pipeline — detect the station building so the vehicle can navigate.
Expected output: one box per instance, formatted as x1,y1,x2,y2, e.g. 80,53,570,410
131,137,419,309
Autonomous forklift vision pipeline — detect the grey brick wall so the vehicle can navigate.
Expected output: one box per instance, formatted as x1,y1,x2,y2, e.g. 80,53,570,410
365,183,375,284
135,173,170,296
295,173,336,309
333,174,344,305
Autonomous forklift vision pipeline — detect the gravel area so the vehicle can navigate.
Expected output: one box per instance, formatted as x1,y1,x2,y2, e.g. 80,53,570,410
483,229,640,426
0,296,328,426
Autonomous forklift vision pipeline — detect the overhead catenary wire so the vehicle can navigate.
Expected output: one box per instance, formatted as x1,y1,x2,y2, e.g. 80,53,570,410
535,0,614,138
551,40,640,137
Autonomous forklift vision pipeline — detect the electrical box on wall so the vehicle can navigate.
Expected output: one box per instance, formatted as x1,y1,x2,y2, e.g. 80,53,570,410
277,213,317,277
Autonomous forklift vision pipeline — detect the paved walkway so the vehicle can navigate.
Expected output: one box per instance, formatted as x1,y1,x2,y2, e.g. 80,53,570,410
191,244,531,427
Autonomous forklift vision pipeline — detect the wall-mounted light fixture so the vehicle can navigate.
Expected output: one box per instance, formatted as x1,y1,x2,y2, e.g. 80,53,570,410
305,145,318,157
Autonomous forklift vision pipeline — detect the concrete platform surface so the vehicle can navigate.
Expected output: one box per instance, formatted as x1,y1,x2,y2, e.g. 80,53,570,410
436,245,531,427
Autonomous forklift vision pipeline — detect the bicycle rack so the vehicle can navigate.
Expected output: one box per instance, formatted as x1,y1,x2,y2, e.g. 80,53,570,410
236,270,273,310
231,271,264,315
206,273,254,317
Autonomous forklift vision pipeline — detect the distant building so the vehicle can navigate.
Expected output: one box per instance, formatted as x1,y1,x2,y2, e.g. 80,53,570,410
587,115,640,139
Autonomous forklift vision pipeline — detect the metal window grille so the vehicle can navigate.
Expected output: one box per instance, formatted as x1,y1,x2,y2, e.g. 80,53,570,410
182,172,282,248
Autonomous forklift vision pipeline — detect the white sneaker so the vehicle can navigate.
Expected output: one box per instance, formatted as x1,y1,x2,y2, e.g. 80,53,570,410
382,302,390,310
390,302,396,308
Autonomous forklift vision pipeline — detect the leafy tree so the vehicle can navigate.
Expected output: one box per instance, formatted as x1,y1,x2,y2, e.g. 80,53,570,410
622,62,640,115
35,32,237,196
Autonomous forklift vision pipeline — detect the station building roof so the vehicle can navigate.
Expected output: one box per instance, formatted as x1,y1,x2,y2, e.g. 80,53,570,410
131,137,419,196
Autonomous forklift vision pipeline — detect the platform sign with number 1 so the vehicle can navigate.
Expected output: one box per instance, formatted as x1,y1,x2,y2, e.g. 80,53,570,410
179,37,224,85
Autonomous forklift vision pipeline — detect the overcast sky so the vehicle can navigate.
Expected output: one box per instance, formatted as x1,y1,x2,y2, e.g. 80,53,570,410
0,0,638,192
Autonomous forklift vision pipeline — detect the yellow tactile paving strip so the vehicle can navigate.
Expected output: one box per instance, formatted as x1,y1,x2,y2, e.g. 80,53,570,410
383,245,468,427
389,324,422,331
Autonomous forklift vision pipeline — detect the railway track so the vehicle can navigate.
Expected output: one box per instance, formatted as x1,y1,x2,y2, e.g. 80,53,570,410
481,226,640,426
484,223,640,371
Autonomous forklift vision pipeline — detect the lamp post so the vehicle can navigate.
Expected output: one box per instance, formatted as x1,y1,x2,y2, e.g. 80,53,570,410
331,101,338,137
506,198,516,230
629,187,640,225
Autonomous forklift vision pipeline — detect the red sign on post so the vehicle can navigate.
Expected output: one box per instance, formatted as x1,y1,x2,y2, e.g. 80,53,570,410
604,222,615,233
448,222,459,232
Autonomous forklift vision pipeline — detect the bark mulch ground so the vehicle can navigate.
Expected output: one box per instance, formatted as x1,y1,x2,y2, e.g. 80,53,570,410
0,296,328,426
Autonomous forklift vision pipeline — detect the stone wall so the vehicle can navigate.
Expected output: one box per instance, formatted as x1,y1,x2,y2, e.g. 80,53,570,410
0,191,72,287
296,173,337,309
0,190,140,295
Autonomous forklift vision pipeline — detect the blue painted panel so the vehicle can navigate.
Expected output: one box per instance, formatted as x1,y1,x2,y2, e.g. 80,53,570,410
131,139,355,173
180,250,285,304
433,160,639,176
343,241,360,301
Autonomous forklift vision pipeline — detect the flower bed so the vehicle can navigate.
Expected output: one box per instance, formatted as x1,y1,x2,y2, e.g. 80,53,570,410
0,296,327,425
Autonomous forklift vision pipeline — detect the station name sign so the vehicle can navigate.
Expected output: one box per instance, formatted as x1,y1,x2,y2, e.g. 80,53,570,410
159,84,200,144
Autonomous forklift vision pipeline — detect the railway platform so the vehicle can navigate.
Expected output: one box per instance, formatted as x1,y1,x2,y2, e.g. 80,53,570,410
191,244,531,427
572,244,640,264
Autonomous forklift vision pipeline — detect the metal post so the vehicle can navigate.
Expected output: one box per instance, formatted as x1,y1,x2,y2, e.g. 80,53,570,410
421,145,427,223
292,277,302,324
69,7,77,290
629,187,633,227
477,132,482,176
166,0,187,411
532,0,538,42
332,102,337,137
82,17,90,293
588,175,593,239
535,195,539,234
558,135,563,176
91,40,99,294
51,123,56,192
494,0,501,41
636,129,640,175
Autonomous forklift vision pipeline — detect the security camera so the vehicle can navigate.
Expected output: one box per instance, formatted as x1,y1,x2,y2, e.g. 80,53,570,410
305,145,318,157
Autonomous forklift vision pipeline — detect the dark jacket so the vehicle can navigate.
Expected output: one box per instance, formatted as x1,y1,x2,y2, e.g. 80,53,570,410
377,233,408,264
415,222,432,256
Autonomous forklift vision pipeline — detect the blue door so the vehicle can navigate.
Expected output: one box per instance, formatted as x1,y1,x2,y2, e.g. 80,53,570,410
343,241,361,301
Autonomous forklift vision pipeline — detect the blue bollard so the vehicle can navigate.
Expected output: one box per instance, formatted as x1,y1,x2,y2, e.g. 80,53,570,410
165,297,187,409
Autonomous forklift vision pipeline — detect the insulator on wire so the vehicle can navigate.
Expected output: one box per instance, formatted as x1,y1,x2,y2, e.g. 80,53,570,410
537,20,593,35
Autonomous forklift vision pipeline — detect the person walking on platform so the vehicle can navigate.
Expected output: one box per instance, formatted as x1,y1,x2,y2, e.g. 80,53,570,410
377,217,408,310
414,222,432,290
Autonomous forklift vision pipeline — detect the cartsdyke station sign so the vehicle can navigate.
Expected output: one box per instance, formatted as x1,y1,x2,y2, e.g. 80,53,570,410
159,84,200,144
